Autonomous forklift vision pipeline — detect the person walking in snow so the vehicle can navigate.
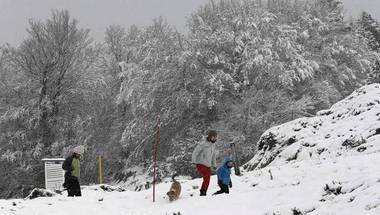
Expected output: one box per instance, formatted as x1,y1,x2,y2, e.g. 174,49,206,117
62,145,84,197
213,157,233,195
191,130,218,196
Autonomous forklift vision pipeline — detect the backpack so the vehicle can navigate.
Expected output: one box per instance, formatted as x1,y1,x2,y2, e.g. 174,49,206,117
62,156,73,171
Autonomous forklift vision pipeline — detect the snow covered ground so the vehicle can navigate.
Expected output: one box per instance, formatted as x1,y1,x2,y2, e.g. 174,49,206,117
1,152,379,215
1,84,380,215
245,84,380,171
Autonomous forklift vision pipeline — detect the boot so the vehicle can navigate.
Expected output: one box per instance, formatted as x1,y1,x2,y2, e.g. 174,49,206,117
200,190,207,196
212,190,224,195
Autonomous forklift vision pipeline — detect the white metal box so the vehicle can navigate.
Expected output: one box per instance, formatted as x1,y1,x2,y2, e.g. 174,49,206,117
42,158,65,191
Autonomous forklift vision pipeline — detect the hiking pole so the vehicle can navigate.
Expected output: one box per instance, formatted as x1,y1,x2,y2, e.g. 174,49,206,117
153,114,160,202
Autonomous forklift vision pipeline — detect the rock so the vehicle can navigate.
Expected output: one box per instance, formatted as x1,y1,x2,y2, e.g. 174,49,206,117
99,184,126,192
324,182,343,196
25,188,55,200
291,207,302,215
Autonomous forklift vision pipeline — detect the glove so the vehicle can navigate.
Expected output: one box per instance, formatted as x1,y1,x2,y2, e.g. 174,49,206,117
229,181,232,188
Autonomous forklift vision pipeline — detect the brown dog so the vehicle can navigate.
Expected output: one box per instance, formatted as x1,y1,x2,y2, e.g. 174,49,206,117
166,174,181,201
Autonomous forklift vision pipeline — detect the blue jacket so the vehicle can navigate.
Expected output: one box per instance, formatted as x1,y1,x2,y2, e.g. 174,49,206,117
216,157,232,185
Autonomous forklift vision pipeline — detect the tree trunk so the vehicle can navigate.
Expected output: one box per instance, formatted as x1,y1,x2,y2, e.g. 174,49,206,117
39,68,50,151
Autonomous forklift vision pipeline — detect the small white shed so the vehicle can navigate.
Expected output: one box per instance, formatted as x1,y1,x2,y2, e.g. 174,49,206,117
42,158,65,191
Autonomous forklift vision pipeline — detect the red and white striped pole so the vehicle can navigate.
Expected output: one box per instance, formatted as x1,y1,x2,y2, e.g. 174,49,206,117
152,114,160,202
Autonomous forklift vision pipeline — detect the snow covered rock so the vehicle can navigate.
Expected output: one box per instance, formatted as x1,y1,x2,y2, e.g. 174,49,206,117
98,184,126,192
25,188,57,200
244,84,380,171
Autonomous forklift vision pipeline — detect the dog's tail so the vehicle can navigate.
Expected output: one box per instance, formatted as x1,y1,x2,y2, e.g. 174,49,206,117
172,174,178,182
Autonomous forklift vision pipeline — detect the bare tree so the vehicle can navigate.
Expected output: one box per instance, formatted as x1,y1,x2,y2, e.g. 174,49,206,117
105,25,126,63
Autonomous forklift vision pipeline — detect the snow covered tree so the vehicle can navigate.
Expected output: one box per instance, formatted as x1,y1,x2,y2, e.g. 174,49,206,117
355,11,380,83
184,0,378,163
112,18,189,178
105,25,127,63
185,0,313,156
0,10,106,198
357,12,380,51
5,10,92,153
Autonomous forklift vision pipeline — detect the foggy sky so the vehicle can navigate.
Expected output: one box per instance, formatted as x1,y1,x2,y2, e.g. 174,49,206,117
0,0,379,45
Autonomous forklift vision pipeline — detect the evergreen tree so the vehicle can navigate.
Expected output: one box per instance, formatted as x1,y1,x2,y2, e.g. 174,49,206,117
355,11,380,83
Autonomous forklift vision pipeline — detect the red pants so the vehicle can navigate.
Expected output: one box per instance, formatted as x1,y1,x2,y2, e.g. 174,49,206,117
196,164,211,192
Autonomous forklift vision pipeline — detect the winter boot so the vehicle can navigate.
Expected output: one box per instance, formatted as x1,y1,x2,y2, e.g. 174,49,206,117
200,190,207,196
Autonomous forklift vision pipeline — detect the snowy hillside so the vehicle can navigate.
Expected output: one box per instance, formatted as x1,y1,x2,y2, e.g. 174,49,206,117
245,83,380,170
1,84,380,215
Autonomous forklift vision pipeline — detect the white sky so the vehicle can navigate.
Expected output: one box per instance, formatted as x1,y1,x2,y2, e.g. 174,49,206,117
0,0,379,45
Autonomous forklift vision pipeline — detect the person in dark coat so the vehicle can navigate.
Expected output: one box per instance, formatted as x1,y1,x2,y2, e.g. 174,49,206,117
62,145,84,197
213,157,233,195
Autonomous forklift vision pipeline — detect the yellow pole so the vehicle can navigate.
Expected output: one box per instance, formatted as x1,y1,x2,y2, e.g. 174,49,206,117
98,155,103,184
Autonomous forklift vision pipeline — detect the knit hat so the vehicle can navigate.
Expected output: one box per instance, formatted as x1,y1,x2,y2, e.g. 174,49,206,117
73,145,85,155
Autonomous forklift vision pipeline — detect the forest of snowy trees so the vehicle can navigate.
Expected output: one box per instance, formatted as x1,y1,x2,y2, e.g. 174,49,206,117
1,0,380,198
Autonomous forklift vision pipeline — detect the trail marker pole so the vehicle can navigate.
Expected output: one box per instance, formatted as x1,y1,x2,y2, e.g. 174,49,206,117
153,115,160,202
230,142,241,176
98,155,103,184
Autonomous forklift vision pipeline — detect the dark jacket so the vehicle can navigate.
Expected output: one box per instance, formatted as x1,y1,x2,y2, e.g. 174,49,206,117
216,157,232,185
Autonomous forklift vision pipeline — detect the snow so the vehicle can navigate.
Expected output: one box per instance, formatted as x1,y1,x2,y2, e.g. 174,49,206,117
1,84,380,215
245,84,380,170
41,158,65,161
1,152,379,214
